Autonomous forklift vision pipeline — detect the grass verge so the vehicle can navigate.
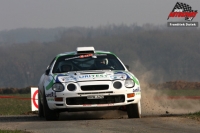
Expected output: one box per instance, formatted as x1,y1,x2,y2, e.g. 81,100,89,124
185,111,200,121
0,94,31,115
0,130,30,133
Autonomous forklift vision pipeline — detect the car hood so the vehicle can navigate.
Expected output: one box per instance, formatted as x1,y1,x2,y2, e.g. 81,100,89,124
51,70,139,85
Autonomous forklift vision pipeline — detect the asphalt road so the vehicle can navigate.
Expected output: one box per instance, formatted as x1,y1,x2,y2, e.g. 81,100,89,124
0,111,200,133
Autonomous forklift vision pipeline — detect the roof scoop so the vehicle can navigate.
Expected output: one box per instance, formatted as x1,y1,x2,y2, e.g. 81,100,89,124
76,47,95,54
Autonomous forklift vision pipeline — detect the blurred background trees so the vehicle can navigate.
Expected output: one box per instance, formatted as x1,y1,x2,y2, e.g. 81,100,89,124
0,24,199,88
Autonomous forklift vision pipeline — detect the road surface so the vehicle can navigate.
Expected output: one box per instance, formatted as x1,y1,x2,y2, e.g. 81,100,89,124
0,111,199,133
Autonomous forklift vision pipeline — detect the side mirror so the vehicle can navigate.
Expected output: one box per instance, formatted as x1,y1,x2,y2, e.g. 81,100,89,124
125,65,130,71
45,69,50,75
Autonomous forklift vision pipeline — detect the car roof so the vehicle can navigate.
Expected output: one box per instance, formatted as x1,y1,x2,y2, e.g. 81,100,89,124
55,50,116,59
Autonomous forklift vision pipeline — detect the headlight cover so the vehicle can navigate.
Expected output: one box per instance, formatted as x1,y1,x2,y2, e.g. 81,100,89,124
113,81,122,89
125,79,135,88
67,83,76,91
52,83,65,92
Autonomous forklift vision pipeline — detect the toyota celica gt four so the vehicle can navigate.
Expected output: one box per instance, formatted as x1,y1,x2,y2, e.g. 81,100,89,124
38,47,141,120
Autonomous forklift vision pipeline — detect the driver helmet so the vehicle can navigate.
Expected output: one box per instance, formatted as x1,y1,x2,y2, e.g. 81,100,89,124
95,58,108,67
101,58,108,65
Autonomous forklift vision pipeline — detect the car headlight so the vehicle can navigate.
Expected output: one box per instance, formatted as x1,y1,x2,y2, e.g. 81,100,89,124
125,79,135,88
113,81,122,89
52,83,65,92
67,83,76,91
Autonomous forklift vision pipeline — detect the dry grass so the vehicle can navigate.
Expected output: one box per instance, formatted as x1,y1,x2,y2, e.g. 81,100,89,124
0,94,31,115
0,130,31,133
186,111,200,121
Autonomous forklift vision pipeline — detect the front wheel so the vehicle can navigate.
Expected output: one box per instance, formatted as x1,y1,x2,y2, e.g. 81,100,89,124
43,90,59,121
126,101,141,118
38,91,44,117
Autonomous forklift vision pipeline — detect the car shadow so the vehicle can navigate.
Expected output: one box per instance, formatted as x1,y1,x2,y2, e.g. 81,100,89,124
59,110,127,121
0,110,127,122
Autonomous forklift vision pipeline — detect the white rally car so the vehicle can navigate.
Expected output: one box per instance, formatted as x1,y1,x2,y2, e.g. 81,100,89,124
38,47,141,120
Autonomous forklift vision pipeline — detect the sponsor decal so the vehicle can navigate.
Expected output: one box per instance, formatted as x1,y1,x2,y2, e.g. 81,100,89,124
95,53,107,56
135,92,141,95
78,74,107,79
55,74,66,82
65,54,93,60
133,87,140,92
114,71,131,79
79,54,93,58
78,75,91,79
113,74,127,80
58,76,75,82
57,76,76,82
47,98,54,101
46,92,56,97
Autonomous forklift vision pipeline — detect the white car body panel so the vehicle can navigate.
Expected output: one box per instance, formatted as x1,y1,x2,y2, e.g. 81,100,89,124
38,48,141,113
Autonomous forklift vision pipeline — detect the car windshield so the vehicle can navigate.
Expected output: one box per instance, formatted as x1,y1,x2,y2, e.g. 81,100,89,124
52,53,125,73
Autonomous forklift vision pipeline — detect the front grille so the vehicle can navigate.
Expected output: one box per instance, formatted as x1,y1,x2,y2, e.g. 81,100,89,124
66,95,125,105
78,91,113,95
81,85,109,91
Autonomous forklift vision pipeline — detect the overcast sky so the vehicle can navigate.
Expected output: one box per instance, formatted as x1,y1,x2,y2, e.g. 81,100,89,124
0,0,199,31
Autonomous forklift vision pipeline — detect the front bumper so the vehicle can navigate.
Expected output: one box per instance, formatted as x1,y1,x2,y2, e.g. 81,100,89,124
45,80,141,111
46,89,141,111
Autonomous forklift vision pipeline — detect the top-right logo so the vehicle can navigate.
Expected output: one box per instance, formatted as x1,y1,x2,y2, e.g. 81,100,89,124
167,2,198,21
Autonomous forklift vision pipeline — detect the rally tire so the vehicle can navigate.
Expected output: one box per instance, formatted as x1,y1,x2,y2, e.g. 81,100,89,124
38,92,44,117
43,90,59,121
126,101,141,118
